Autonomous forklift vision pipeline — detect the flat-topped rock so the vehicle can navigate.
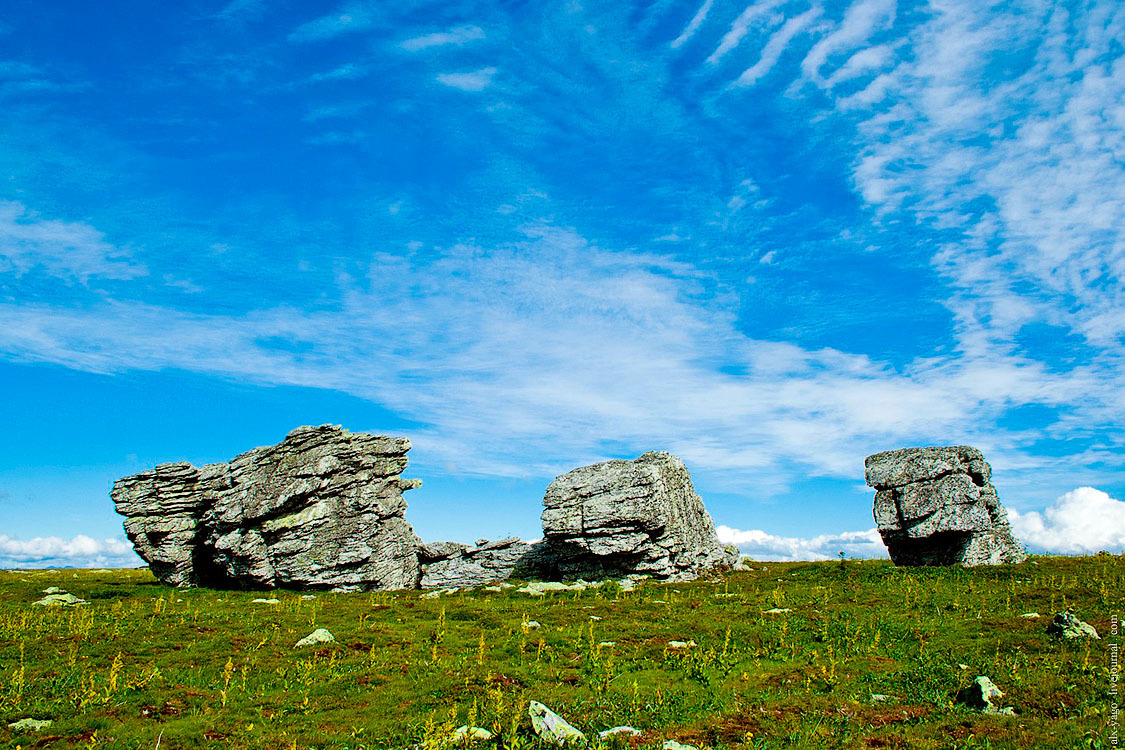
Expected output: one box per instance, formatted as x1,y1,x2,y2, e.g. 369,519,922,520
540,451,736,580
113,425,422,590
866,446,1026,566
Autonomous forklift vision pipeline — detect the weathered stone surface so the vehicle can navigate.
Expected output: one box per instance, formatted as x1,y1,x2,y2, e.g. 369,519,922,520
865,446,1027,566
1046,611,1099,639
528,701,587,746
540,452,736,581
113,425,422,590
295,628,336,648
417,536,542,588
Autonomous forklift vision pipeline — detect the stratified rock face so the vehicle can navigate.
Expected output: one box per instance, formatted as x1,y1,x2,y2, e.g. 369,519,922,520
416,537,542,589
865,446,1027,566
540,451,736,580
112,425,422,590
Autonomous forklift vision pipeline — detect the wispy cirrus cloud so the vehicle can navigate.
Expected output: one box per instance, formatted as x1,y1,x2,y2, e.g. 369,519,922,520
671,0,715,49
0,201,145,283
734,7,821,87
401,25,485,52
288,2,380,43
436,67,497,91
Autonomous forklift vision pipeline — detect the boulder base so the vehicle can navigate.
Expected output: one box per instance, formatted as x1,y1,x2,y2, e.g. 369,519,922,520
865,446,1026,566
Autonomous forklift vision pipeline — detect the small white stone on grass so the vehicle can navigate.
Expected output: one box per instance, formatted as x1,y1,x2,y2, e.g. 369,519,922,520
252,598,280,605
528,700,587,746
763,608,791,614
599,641,616,647
9,718,52,732
664,741,698,750
301,594,317,600
33,593,85,607
42,586,64,594
295,628,335,648
522,620,542,631
450,725,493,742
667,640,697,649
589,615,602,621
599,726,641,739
1020,612,1040,619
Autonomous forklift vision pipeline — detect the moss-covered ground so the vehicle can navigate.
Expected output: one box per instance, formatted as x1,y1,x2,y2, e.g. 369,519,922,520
0,555,1118,749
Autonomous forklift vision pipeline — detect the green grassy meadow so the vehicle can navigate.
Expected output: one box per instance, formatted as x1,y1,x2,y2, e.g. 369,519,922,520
1,555,1118,749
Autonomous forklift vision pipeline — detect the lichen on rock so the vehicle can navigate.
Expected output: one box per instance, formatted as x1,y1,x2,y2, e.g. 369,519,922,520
865,446,1027,566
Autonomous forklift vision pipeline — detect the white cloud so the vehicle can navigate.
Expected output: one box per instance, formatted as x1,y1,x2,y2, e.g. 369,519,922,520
800,0,897,85
436,67,497,92
717,525,887,561
401,25,485,52
671,0,715,49
708,0,786,65
288,3,378,43
0,534,141,569
0,221,1101,489
310,63,366,82
0,201,145,283
1009,487,1125,555
734,7,821,87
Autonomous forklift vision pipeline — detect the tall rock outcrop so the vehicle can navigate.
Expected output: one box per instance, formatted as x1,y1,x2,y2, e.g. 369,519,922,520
865,446,1027,566
113,425,422,590
540,451,736,580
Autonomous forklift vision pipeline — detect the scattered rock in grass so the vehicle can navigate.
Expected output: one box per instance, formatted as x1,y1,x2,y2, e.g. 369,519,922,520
528,700,587,746
300,594,317,600
295,628,335,648
667,640,697,649
42,586,65,594
33,592,85,607
483,586,503,592
521,620,542,631
1019,612,1040,619
599,726,641,739
663,741,698,750
865,445,1027,566
1047,611,1099,639
589,615,602,621
870,694,890,703
764,608,791,614
252,598,280,605
8,718,52,732
450,725,493,742
599,641,616,647
957,676,1014,714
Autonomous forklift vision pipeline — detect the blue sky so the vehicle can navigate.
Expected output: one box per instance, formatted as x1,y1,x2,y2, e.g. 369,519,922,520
2,0,1124,567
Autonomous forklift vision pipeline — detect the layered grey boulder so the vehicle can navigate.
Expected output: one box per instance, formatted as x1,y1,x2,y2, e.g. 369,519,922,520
113,425,422,590
865,446,1027,566
540,451,736,580
417,537,543,588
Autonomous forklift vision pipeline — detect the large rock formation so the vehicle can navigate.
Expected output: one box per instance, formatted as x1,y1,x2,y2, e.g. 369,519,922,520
540,451,736,580
865,446,1027,566
115,427,736,589
113,425,422,590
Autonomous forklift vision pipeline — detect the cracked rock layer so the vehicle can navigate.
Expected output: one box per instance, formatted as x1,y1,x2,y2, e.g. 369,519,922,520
113,425,421,590
865,446,1027,566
